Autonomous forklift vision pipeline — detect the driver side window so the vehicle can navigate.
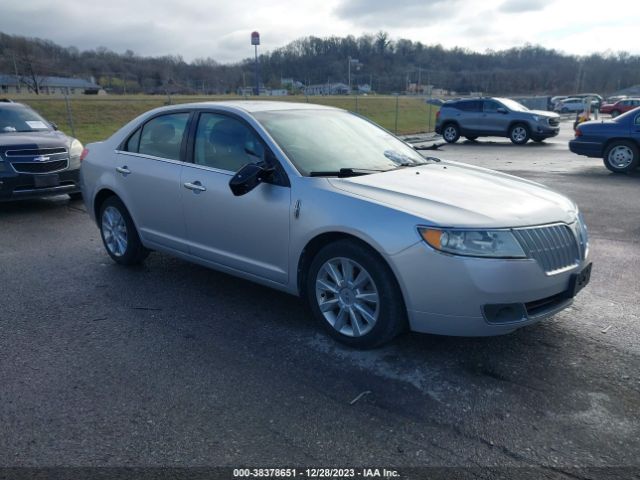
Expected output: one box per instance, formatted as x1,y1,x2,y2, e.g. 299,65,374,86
194,113,267,172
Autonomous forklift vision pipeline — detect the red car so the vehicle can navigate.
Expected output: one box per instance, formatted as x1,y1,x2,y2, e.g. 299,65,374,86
600,98,640,118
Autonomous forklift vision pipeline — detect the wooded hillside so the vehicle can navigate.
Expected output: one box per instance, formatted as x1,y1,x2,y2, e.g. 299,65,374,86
1,31,638,95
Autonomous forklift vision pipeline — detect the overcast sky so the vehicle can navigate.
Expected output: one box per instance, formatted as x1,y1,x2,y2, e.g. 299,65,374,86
0,0,637,63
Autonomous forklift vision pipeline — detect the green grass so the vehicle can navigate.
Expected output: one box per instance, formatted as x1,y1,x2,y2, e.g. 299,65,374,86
9,94,438,144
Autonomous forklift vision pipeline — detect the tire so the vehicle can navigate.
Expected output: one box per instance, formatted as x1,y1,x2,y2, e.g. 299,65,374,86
99,196,149,265
603,141,639,173
610,110,621,118
68,192,83,201
509,123,530,145
465,136,478,141
442,123,460,143
305,239,407,349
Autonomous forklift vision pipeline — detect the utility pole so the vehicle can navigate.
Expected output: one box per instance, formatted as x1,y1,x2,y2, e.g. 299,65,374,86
251,31,260,96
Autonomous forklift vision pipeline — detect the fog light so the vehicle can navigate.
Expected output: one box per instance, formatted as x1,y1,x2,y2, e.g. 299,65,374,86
483,303,527,324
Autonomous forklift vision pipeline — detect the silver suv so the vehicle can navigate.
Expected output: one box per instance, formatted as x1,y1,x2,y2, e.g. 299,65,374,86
435,97,561,145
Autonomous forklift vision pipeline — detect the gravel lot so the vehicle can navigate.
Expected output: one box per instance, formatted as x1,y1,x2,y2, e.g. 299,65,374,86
0,119,638,477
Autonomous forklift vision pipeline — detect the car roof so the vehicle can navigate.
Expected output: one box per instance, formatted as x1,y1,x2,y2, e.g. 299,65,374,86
156,100,340,114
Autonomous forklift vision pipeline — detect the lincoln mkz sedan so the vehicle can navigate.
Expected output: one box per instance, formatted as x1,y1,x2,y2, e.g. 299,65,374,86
80,102,591,348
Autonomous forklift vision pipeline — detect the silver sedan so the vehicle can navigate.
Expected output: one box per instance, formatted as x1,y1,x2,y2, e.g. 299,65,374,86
80,101,592,348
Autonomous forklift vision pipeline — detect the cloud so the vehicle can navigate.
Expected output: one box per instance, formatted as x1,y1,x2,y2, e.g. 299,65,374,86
500,0,553,13
334,0,460,28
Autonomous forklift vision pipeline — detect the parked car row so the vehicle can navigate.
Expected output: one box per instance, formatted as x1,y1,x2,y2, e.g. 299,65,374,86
8,96,632,348
599,98,640,118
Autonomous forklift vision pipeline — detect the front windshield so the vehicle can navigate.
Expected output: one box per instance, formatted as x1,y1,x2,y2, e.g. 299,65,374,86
499,98,529,112
0,106,51,133
253,109,427,175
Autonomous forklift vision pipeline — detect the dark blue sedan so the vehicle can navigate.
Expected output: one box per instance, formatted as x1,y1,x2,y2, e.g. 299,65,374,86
569,107,640,173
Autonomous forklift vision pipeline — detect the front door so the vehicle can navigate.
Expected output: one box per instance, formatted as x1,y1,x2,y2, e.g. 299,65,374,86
181,112,291,284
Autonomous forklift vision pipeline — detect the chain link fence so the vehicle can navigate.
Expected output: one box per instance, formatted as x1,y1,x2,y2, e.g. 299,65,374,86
10,94,439,144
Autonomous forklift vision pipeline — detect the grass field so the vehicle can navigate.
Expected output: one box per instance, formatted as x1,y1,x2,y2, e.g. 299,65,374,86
8,94,438,144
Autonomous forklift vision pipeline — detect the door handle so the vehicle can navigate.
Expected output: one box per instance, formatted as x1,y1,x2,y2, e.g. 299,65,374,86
116,166,131,175
184,181,206,192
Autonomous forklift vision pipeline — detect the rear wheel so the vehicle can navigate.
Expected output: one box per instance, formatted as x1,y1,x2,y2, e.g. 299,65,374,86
306,239,406,349
610,110,621,118
99,196,149,265
509,124,530,145
442,123,460,143
603,141,639,173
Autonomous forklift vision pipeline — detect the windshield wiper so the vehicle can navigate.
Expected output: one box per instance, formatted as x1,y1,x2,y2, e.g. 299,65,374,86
308,167,390,177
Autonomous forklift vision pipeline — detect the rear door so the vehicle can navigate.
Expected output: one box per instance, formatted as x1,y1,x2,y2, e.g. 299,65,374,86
456,100,483,133
115,111,192,252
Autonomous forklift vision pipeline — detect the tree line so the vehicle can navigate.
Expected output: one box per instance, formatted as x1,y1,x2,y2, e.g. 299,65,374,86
1,31,638,96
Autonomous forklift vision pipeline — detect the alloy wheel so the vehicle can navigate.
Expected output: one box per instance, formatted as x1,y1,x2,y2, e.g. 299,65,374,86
101,206,128,257
315,257,380,337
511,126,528,143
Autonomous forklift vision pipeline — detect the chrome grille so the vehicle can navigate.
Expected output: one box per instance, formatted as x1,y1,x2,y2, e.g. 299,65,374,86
548,118,560,127
513,224,580,275
11,159,68,174
4,147,67,157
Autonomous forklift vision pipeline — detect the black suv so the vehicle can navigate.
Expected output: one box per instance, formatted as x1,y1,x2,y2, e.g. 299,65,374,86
0,101,83,201
435,97,561,145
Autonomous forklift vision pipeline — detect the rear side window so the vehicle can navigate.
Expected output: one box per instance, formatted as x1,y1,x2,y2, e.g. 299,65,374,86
456,101,481,112
134,113,190,161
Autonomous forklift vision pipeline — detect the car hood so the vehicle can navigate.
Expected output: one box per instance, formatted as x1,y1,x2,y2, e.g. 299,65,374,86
529,109,559,118
0,130,71,150
328,162,577,228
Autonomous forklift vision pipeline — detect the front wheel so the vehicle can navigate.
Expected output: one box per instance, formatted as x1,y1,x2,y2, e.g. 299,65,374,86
603,141,639,173
442,123,460,143
306,240,406,349
99,196,149,265
509,124,530,145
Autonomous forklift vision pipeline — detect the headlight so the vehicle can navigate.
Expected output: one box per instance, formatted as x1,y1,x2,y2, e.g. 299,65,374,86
69,139,83,159
419,227,527,258
532,115,540,122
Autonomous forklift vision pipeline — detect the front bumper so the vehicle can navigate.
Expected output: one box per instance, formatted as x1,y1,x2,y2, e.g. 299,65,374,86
0,167,81,201
533,125,560,138
388,242,590,336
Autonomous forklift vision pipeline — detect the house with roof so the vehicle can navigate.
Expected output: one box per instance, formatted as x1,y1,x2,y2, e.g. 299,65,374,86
0,74,103,95
303,82,350,96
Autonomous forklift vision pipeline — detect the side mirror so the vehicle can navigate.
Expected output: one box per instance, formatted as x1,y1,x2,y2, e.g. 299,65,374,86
229,163,274,196
496,107,508,114
50,122,59,130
